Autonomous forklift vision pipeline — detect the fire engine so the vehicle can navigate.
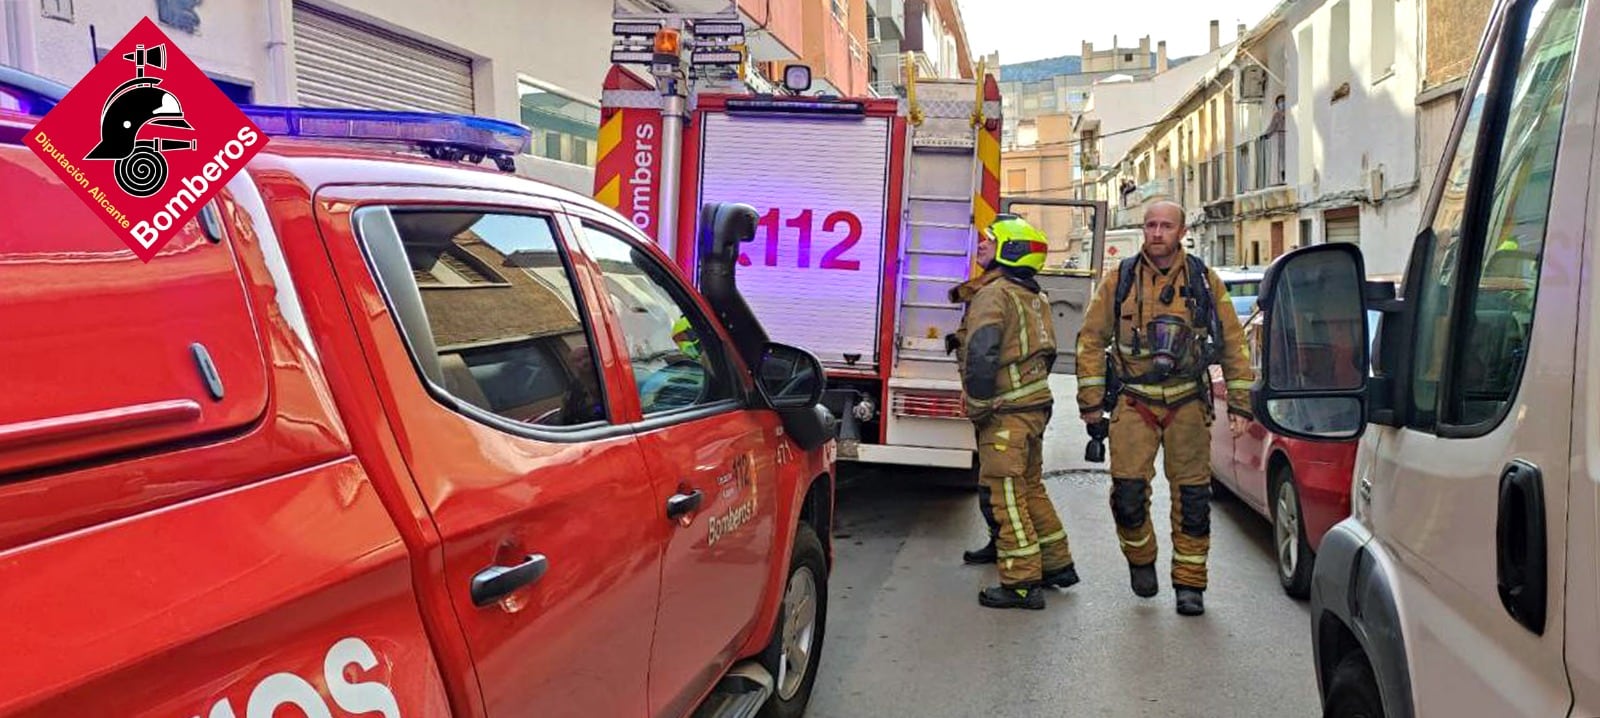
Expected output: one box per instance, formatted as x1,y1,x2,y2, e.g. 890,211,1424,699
597,21,1106,474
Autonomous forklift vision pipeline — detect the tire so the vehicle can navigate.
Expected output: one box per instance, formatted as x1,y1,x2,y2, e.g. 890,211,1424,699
1272,464,1315,600
1324,651,1385,718
759,523,829,718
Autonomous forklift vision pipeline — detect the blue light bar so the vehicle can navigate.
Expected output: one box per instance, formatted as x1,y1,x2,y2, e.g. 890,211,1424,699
239,105,531,172
0,65,68,117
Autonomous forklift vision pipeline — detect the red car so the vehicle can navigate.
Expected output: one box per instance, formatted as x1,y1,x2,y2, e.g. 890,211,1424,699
1209,306,1380,599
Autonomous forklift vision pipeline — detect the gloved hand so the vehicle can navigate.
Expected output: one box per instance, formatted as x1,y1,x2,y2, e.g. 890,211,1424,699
944,332,961,355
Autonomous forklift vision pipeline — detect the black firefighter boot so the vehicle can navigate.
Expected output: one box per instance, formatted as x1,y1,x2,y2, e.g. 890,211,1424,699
978,584,1045,610
963,537,997,564
1176,586,1206,616
1042,563,1080,589
1129,563,1159,598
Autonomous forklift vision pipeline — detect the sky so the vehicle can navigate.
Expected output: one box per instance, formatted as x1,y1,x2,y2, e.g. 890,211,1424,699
963,0,1287,66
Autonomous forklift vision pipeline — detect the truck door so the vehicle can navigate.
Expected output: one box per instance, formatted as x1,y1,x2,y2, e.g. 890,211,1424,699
0,152,448,716
999,197,1106,375
1363,2,1584,713
568,213,782,718
314,188,664,717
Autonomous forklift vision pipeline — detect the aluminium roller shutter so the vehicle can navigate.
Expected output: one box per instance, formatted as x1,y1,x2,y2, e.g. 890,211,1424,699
292,3,475,114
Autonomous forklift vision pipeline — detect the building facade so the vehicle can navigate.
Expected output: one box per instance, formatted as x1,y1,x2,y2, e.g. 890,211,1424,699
1,0,851,193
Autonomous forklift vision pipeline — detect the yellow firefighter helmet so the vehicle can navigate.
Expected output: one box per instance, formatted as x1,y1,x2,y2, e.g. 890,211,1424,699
985,214,1048,272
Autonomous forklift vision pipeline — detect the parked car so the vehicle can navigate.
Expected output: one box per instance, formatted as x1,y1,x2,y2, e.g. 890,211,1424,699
1214,266,1267,319
1209,303,1384,599
0,66,836,718
1250,1,1596,715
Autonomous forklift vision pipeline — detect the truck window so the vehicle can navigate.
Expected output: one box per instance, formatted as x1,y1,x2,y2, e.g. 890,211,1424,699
384,210,608,427
577,223,738,416
1408,0,1581,430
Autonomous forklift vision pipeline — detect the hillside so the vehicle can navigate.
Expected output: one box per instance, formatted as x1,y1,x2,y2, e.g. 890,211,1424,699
998,53,1197,82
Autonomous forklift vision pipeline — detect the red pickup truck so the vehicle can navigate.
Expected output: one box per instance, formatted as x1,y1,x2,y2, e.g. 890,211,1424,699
0,68,836,718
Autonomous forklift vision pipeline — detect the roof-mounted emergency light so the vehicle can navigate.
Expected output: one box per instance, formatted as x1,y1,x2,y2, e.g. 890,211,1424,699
239,105,531,172
725,97,865,117
0,65,68,118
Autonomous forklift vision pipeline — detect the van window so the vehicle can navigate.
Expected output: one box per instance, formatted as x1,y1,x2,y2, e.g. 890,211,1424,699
577,223,739,416
383,210,607,427
1409,0,1582,429
1449,0,1580,424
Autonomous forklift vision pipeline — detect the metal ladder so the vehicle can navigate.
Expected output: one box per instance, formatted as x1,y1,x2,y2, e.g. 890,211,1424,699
894,81,984,366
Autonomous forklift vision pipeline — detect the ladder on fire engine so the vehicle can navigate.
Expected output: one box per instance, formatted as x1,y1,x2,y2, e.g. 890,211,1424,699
893,65,991,370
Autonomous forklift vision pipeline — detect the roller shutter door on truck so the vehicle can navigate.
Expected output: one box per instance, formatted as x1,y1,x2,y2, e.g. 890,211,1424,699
292,3,475,114
695,112,892,369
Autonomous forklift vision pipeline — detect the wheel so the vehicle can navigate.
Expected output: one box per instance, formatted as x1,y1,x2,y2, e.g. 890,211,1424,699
1324,651,1385,718
759,523,828,718
1272,464,1315,600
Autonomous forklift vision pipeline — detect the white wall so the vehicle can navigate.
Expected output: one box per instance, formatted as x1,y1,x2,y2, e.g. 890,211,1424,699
23,0,278,99
8,0,618,192
1292,0,1423,275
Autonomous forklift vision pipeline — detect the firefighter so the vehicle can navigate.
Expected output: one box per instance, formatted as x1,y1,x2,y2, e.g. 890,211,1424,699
951,214,1077,609
1075,199,1253,617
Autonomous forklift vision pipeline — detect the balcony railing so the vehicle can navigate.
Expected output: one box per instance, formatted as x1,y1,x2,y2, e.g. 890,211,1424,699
1253,129,1287,189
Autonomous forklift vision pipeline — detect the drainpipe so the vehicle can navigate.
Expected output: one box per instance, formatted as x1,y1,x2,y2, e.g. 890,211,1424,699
264,0,293,104
5,1,39,73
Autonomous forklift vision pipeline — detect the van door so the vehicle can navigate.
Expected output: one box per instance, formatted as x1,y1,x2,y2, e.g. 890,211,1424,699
1364,1,1587,713
314,189,664,717
569,215,782,718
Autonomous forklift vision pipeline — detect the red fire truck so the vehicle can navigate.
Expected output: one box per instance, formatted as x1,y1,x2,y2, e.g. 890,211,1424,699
598,49,1046,474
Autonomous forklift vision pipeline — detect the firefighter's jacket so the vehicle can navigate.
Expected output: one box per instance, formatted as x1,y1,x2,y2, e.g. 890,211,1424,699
1075,248,1254,416
950,267,1057,419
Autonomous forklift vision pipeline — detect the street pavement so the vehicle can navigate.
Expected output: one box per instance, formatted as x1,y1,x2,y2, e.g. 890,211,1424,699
805,375,1322,717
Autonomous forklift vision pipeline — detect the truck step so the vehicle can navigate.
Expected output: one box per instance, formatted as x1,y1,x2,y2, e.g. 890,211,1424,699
690,662,775,718
906,248,968,257
908,193,973,203
901,301,962,310
908,220,971,230
904,274,964,283
913,136,977,150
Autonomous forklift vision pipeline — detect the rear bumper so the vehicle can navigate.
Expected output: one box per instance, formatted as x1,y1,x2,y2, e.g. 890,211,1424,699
842,442,972,469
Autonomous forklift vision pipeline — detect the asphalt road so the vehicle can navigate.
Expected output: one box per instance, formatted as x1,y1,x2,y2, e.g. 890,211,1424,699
804,376,1322,718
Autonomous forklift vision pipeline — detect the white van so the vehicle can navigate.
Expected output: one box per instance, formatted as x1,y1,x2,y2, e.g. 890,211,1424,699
1250,0,1599,716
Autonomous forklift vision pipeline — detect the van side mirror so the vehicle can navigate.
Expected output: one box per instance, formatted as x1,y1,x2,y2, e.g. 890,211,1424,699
1254,243,1371,442
756,342,825,410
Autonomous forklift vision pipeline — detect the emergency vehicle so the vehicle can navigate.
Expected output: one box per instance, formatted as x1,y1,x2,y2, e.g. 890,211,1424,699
0,65,834,718
596,46,1107,473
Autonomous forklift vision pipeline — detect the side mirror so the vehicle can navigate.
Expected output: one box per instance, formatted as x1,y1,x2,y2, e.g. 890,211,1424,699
756,342,825,410
1254,243,1371,442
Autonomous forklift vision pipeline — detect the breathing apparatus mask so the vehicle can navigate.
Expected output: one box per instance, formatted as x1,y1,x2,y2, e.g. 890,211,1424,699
1143,314,1195,382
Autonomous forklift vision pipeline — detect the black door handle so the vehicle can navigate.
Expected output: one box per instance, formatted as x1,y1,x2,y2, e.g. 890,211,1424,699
470,554,548,607
1496,460,1547,635
667,489,704,520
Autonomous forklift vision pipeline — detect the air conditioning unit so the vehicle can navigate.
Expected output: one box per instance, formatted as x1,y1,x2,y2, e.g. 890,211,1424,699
1237,65,1268,103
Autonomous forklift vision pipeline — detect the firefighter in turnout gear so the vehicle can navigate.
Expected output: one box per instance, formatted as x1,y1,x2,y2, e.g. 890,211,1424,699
951,214,1077,609
1075,200,1254,617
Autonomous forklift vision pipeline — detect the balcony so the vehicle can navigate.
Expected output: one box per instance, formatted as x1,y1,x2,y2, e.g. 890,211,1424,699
1253,129,1287,190
874,0,906,41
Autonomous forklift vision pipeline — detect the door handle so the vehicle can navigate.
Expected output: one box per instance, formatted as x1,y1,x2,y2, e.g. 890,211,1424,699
1496,460,1547,635
470,554,548,607
666,489,704,520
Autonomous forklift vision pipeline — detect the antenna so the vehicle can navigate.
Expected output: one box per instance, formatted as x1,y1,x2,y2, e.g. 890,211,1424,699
89,25,101,63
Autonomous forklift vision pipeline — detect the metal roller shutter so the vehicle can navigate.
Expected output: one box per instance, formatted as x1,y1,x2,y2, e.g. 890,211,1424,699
1325,212,1360,244
695,112,892,368
292,3,474,114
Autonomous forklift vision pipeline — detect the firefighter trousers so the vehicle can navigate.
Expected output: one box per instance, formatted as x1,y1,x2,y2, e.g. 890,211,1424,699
977,410,1074,587
1107,395,1214,590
